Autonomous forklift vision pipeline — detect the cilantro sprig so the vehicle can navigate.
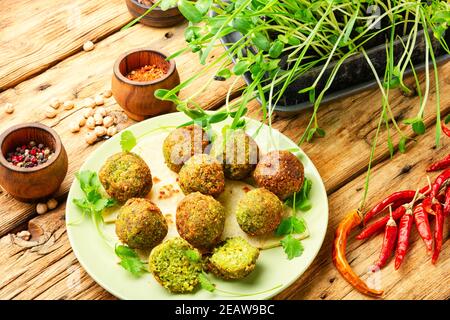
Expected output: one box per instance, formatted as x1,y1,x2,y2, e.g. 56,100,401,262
72,171,116,237
276,178,312,260
115,245,148,277
120,131,137,152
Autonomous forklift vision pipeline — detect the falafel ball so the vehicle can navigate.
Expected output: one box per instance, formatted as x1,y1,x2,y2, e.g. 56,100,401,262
176,192,226,250
207,237,260,280
162,124,210,173
149,237,202,293
115,198,168,250
99,151,152,203
210,129,259,180
178,154,225,197
253,150,304,200
236,188,283,236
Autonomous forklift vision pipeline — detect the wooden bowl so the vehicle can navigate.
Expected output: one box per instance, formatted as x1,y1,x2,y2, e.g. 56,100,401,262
125,0,185,28
112,48,180,121
0,123,68,202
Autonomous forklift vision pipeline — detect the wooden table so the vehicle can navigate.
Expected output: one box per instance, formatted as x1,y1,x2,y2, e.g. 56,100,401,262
0,0,448,300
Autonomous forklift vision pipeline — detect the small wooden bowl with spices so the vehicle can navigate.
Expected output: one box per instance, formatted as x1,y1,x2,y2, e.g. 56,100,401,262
0,123,68,202
125,0,185,28
112,48,180,121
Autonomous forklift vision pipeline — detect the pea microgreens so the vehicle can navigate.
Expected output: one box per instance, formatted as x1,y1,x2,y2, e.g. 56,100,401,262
276,178,312,260
115,245,148,277
72,171,116,237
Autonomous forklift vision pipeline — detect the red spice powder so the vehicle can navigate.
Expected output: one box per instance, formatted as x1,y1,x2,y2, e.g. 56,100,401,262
126,64,167,82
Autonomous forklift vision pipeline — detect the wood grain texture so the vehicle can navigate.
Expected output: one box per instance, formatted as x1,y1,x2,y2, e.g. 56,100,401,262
0,0,133,91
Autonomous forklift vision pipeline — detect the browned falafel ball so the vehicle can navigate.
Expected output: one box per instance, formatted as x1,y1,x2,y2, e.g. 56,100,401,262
210,129,260,180
253,150,304,200
99,151,152,203
176,192,226,250
115,198,168,250
178,154,225,197
162,125,210,173
236,188,283,236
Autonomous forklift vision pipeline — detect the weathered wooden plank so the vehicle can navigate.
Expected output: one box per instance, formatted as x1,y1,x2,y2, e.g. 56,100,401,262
0,22,243,237
0,0,133,91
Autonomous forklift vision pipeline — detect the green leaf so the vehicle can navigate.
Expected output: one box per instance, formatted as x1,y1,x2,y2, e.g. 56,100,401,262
232,60,250,75
198,272,215,292
195,0,212,15
208,111,228,124
160,0,177,10
216,68,231,79
399,136,407,153
285,178,313,212
120,131,137,152
115,245,147,277
184,26,201,42
251,32,270,51
275,216,306,237
280,235,304,260
154,89,178,102
387,136,394,158
444,114,450,124
269,40,284,58
178,0,203,23
412,120,425,135
232,17,253,33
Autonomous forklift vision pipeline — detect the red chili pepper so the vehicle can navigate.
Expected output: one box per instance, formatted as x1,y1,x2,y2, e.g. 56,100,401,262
413,203,433,254
394,209,414,270
443,186,450,217
374,213,398,268
430,168,450,199
357,205,406,240
441,121,450,138
363,185,430,225
432,203,444,265
426,154,450,172
332,210,383,298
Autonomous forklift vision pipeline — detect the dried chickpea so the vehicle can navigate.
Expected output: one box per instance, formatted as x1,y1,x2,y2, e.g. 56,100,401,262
103,90,113,98
84,98,96,108
95,107,107,117
83,107,95,118
4,103,14,114
78,116,87,127
17,230,31,241
83,41,95,52
103,116,114,128
94,95,104,106
86,116,95,129
69,122,80,133
85,132,97,145
45,107,57,119
94,113,103,125
49,97,61,109
36,203,48,215
107,126,117,137
63,100,75,110
47,198,58,210
94,126,107,137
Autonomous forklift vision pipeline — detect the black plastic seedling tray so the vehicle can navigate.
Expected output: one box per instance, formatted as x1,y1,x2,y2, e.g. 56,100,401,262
219,29,450,115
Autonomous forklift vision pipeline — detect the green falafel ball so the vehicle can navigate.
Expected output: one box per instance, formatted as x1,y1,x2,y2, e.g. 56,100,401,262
99,151,152,203
210,129,259,180
163,125,210,173
149,237,202,293
115,198,168,250
236,188,283,236
207,237,260,280
178,154,225,197
176,192,226,249
253,150,304,200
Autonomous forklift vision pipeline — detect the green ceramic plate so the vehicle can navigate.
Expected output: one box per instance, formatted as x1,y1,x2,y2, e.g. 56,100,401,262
66,112,328,300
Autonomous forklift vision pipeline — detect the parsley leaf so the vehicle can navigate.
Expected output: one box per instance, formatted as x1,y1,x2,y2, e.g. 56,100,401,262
185,249,201,263
275,216,306,237
198,272,215,292
115,245,148,277
280,235,304,260
285,178,313,212
120,130,137,152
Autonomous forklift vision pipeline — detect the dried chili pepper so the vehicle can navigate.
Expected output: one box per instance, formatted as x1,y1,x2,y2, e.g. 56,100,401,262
426,154,450,172
443,186,450,217
413,203,433,254
394,208,414,270
363,186,430,225
332,209,383,298
430,168,450,199
432,203,444,265
374,210,398,269
357,205,406,240
441,121,450,138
